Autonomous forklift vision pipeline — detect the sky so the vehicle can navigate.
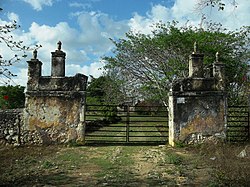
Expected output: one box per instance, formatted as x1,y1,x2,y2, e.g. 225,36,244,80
0,0,249,86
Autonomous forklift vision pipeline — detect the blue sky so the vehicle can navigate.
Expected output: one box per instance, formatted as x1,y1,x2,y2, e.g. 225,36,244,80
2,0,175,28
0,0,249,85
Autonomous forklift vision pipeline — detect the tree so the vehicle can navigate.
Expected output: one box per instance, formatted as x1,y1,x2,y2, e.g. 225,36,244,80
195,0,238,11
86,75,124,122
87,75,124,105
103,21,250,105
0,8,41,84
0,85,25,109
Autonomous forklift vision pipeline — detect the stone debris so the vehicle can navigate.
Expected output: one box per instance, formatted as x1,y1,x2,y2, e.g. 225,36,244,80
237,146,248,158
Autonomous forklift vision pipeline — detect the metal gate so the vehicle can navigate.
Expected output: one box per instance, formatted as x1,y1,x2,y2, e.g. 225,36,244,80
85,104,168,144
227,106,250,142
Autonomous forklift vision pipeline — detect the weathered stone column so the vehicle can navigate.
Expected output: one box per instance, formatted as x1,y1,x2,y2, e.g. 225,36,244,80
27,49,42,90
189,42,204,78
213,52,225,91
76,102,86,145
51,41,66,77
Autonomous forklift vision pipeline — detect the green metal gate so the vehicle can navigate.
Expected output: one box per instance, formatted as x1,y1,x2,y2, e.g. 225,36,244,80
85,104,168,144
227,106,250,142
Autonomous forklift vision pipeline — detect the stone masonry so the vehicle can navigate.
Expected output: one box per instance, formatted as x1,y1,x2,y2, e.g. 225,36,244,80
169,44,227,146
0,109,22,146
23,41,88,144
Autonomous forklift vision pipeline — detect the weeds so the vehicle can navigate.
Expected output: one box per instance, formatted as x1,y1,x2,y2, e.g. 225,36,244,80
41,160,55,169
165,153,183,165
197,141,250,186
1,143,248,186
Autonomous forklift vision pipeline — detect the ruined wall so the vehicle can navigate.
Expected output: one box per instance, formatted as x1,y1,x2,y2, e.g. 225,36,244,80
0,109,22,145
24,93,85,144
23,41,88,144
169,50,227,146
169,92,226,145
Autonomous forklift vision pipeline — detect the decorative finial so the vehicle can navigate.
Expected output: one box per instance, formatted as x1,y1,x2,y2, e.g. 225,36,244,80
33,49,37,59
216,51,219,62
193,41,197,54
57,41,62,51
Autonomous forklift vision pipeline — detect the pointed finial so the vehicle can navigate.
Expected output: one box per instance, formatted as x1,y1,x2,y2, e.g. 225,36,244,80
33,49,37,59
216,51,219,62
193,41,197,54
57,41,62,51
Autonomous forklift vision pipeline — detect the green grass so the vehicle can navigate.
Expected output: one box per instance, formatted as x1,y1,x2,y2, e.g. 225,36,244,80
2,143,247,186
165,153,183,165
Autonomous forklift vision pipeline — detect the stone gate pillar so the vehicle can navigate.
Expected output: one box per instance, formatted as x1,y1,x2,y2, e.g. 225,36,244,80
168,47,227,146
23,42,88,145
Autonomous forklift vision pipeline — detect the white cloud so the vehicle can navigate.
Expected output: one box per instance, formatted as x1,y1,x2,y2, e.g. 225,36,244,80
23,0,54,11
0,9,129,85
1,0,249,86
129,4,175,34
128,0,250,34
7,12,20,23
200,0,250,29
66,61,104,78
12,68,28,86
69,2,91,9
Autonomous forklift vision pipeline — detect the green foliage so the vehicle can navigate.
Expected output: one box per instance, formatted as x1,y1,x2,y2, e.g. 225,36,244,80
165,153,183,165
87,75,124,105
0,85,25,109
87,75,123,123
104,21,250,104
101,105,121,123
41,160,55,169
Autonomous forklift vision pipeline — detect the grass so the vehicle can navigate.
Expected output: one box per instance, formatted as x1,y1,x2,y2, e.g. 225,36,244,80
0,141,249,186
165,153,183,165
191,141,250,186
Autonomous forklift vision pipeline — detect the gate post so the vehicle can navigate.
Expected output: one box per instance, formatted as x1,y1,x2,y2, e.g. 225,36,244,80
23,42,88,145
77,104,87,145
169,48,227,146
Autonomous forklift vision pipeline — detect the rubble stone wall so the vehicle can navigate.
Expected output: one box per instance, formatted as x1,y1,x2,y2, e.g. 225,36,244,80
0,109,43,145
0,109,22,146
23,93,86,144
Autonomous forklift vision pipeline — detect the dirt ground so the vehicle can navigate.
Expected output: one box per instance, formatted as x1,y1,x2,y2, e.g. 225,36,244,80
0,142,249,186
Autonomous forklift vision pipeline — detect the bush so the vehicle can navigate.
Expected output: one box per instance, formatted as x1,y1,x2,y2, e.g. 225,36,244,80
0,85,25,109
102,105,121,123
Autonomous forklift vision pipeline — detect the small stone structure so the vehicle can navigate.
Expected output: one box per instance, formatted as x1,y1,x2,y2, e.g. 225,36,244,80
23,41,88,144
169,44,227,146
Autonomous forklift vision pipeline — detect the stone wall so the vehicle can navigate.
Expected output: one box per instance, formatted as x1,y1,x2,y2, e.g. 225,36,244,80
23,41,88,145
169,49,227,146
23,93,86,144
0,109,22,146
0,109,43,145
1,42,88,146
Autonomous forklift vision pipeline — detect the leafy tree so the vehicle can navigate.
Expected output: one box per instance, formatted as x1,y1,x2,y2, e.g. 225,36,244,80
87,75,124,105
195,0,238,11
0,85,25,109
104,21,250,105
0,8,41,84
86,75,124,123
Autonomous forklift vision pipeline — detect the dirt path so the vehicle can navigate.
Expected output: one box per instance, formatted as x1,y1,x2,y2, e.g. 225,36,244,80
0,144,214,186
